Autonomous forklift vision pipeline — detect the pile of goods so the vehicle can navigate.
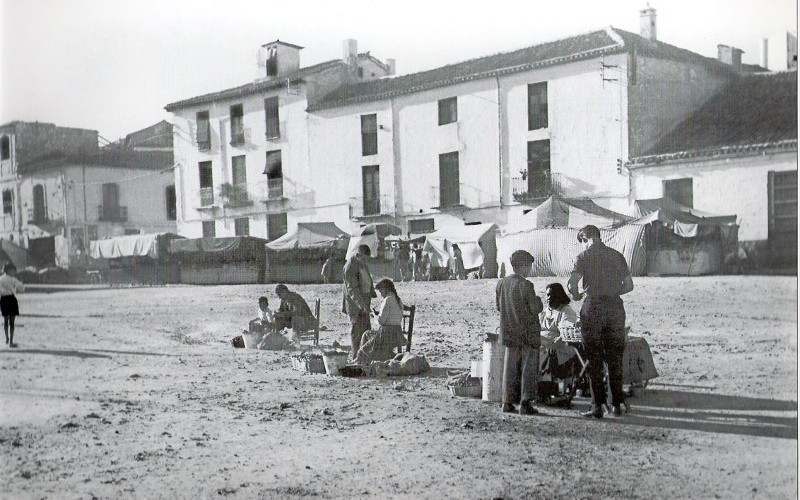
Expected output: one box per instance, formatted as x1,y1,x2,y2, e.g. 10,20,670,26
291,352,326,374
446,370,482,398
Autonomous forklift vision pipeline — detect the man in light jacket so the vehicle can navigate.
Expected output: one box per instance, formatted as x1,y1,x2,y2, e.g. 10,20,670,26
342,244,375,360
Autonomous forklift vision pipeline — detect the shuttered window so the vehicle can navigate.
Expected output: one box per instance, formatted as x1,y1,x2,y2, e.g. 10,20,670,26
265,97,280,139
361,114,378,156
196,111,210,150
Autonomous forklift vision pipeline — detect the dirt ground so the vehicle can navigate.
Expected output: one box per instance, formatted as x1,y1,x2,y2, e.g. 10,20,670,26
0,276,797,499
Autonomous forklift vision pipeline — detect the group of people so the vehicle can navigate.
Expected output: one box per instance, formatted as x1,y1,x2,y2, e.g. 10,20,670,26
496,224,633,419
392,241,466,282
247,283,315,350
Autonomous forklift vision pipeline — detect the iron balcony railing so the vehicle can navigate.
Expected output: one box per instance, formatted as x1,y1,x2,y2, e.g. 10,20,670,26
511,171,563,201
429,183,499,209
198,187,214,206
98,205,128,222
349,195,390,218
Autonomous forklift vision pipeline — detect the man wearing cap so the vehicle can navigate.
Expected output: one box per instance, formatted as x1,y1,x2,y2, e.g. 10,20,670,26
342,244,376,360
568,225,634,418
496,249,544,415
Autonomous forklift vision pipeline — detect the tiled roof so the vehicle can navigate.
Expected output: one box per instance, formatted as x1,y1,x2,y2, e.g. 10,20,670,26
164,59,346,111
628,71,798,166
309,27,734,111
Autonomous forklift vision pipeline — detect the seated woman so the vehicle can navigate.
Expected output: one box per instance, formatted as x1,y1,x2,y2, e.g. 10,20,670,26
354,279,407,365
538,283,579,396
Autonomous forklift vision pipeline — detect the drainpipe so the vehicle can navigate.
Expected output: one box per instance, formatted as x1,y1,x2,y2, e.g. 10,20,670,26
495,76,504,207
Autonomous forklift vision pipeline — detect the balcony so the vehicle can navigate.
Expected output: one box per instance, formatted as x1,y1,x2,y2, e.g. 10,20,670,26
266,177,284,200
430,183,499,210
511,171,563,202
349,195,390,219
219,183,253,208
98,205,128,222
198,187,215,207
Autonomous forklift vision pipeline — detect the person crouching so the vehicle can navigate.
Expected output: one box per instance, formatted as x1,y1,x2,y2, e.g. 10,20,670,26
496,250,543,415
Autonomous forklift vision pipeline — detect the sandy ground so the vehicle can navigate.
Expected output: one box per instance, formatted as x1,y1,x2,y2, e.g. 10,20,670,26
0,276,797,499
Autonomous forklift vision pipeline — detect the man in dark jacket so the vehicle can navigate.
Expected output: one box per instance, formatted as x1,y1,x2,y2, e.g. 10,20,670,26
274,284,314,341
496,250,544,415
568,225,634,419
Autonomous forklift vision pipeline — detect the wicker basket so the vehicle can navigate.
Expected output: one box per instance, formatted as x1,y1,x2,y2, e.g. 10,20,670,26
448,376,483,398
291,353,326,374
558,325,582,343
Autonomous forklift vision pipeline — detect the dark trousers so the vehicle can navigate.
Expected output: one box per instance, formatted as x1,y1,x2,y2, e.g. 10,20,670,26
502,346,539,405
350,310,371,358
580,296,626,408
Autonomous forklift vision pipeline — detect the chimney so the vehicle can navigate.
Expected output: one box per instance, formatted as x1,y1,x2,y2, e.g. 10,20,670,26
717,44,743,73
386,58,396,76
759,38,769,69
639,5,657,41
258,40,303,79
343,39,358,70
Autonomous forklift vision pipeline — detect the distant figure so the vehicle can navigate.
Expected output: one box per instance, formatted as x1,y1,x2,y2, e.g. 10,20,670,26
451,244,466,280
321,253,335,284
342,244,375,360
568,225,634,419
0,263,24,348
274,284,314,343
394,243,410,282
412,243,424,281
354,279,407,365
496,250,543,416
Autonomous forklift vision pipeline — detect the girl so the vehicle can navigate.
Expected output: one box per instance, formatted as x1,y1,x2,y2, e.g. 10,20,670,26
1,263,24,348
354,278,406,365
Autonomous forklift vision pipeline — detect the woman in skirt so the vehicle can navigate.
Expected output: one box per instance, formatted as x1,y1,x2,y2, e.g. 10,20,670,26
0,263,24,348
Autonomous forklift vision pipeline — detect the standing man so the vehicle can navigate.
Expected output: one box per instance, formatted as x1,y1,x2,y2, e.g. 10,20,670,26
496,250,543,415
412,243,424,281
342,244,375,360
568,225,634,419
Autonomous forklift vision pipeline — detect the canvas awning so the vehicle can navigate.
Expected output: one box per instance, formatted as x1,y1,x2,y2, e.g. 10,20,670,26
346,223,402,259
631,198,737,237
512,196,633,232
89,233,184,260
423,223,497,271
169,236,268,261
266,222,349,251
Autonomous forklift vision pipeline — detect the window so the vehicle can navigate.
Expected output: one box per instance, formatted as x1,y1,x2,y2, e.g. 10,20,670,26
230,104,244,145
267,213,288,241
528,82,548,130
664,178,693,208
362,165,380,216
265,150,283,199
202,221,216,238
266,45,278,77
768,170,798,265
199,161,213,205
231,155,247,186
101,183,121,220
264,97,280,139
165,185,177,221
0,136,9,160
32,184,46,224
361,114,378,156
526,140,551,197
2,189,12,215
87,225,98,241
438,97,458,125
438,152,460,207
408,218,435,234
234,217,250,236
124,228,141,235
196,111,210,150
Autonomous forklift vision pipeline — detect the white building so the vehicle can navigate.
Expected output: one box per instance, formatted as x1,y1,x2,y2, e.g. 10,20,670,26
165,40,392,241
628,71,797,268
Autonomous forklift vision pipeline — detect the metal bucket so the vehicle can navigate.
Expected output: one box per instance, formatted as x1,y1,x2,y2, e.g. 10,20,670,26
482,330,505,402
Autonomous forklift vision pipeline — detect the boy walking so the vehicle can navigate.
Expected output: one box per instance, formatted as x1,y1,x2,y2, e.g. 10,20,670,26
496,250,543,415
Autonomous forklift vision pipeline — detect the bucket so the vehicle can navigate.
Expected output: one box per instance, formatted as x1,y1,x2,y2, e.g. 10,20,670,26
322,351,349,376
482,330,506,402
241,332,261,349
470,360,483,378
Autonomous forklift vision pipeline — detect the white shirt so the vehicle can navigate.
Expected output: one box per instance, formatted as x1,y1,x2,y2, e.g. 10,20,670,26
258,307,274,323
377,295,403,327
0,274,24,296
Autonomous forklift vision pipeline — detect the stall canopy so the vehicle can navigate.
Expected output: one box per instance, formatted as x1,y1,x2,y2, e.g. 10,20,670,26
517,196,633,230
632,198,737,236
169,236,267,261
346,223,402,259
90,233,184,260
424,223,498,276
266,222,349,251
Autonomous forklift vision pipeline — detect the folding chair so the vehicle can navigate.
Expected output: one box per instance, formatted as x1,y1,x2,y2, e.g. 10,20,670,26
297,298,321,346
397,304,415,354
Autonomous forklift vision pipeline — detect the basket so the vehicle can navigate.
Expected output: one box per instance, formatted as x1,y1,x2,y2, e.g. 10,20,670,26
322,351,349,376
448,376,483,398
291,353,326,374
558,325,582,343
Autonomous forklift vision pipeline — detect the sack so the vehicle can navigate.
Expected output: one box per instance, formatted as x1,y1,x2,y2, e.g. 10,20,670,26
231,335,245,348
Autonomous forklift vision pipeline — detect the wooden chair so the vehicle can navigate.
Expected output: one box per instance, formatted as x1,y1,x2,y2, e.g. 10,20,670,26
397,304,415,354
297,298,321,346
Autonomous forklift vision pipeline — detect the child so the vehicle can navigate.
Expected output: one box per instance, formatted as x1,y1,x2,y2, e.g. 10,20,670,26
249,296,274,334
0,263,24,348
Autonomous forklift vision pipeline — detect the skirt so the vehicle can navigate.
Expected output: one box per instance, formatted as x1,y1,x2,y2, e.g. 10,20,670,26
1,295,19,316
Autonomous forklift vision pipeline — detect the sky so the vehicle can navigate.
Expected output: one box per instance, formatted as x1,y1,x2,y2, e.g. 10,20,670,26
0,0,796,142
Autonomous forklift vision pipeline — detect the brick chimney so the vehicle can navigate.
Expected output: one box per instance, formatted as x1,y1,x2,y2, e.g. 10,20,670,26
640,5,657,41
258,40,303,79
386,58,396,76
342,39,358,72
717,44,743,73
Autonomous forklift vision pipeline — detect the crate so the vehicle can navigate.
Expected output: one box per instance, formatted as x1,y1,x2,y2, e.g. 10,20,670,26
291,353,326,374
448,376,483,398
